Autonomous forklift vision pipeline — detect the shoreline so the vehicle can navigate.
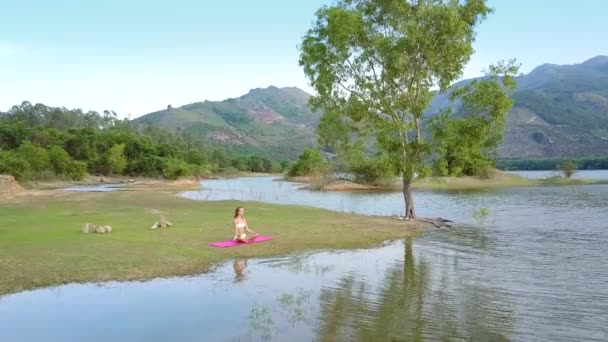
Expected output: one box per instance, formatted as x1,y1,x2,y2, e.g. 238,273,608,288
282,173,608,192
20,172,284,190
0,189,428,296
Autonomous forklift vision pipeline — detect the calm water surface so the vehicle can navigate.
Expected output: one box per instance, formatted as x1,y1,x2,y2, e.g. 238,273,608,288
506,169,608,180
1,176,607,341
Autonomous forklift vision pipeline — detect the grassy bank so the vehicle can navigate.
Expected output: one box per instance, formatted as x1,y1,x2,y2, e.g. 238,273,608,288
287,173,608,192
411,173,541,191
414,174,608,190
0,190,423,295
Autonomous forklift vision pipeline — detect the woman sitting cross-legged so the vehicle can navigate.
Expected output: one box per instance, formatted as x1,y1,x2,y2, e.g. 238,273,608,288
233,207,259,243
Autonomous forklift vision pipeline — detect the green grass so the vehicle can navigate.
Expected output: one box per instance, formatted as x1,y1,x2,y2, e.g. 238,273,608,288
290,172,608,192
412,174,535,191
537,177,608,186
0,190,422,295
413,174,608,191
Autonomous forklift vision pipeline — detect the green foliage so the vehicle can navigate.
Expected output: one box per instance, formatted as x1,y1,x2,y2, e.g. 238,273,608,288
280,160,291,172
17,141,51,173
472,207,490,227
188,163,212,179
496,157,608,171
288,149,328,177
162,158,191,180
185,149,207,165
65,160,88,181
558,160,578,178
300,0,505,217
512,89,608,132
0,151,31,180
0,121,28,149
430,60,520,177
0,102,271,180
102,144,127,176
135,86,320,161
210,149,231,170
246,155,265,173
49,145,72,175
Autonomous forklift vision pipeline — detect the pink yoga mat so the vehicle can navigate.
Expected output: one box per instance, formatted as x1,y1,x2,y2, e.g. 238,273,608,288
208,235,273,248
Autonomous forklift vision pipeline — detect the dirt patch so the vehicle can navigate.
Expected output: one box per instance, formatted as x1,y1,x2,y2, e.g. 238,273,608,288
127,177,200,189
321,180,379,191
167,178,201,187
248,105,286,124
0,175,24,197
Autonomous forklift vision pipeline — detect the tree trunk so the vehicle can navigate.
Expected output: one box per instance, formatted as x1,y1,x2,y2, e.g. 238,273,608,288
402,176,416,219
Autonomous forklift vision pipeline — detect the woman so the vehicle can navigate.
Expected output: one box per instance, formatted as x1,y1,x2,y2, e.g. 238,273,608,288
233,207,259,243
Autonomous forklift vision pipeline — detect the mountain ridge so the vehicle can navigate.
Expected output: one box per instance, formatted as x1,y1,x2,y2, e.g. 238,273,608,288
135,56,608,159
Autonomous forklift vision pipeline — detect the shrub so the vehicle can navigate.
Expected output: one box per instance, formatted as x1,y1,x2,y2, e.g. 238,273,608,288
49,145,72,175
66,161,88,180
16,140,51,172
189,163,213,179
558,160,578,178
0,151,31,180
163,158,191,180
288,149,328,177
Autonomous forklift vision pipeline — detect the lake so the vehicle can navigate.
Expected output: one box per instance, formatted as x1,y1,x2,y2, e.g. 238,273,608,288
2,176,608,341
505,169,608,180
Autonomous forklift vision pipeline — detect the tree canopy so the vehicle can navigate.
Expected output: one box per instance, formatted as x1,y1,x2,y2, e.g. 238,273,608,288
0,102,286,181
300,0,517,219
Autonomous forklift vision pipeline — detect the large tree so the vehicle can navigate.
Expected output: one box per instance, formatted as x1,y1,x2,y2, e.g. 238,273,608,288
299,0,517,220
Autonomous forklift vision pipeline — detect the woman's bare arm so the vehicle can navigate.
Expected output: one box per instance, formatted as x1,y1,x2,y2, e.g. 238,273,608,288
245,220,257,234
233,219,239,238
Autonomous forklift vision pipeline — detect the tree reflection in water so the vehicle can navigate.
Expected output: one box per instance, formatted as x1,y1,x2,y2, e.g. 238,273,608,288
247,237,514,341
317,238,514,342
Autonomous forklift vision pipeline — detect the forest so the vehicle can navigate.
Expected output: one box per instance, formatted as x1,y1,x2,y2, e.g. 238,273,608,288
0,101,285,181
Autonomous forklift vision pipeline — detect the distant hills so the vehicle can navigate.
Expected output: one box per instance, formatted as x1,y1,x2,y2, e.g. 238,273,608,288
135,86,320,160
428,55,608,158
136,56,608,160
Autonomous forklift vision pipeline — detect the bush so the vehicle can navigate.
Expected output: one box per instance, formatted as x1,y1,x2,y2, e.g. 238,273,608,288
270,161,283,173
288,149,328,177
189,163,213,179
558,160,578,178
102,144,127,175
49,145,72,175
230,158,247,171
476,166,498,179
163,158,192,180
0,151,31,180
126,155,163,177
186,149,207,165
66,161,88,180
433,158,450,177
16,140,51,172
280,160,291,172
349,161,386,184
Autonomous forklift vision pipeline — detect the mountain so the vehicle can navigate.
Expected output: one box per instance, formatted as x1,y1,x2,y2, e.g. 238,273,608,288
136,56,608,160
134,86,320,160
428,56,608,158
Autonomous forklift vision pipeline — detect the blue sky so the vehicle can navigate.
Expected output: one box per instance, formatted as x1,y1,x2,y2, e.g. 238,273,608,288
1,0,606,118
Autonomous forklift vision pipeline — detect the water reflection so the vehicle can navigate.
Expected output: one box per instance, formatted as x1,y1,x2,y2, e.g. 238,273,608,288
233,259,248,283
316,239,513,341
2,177,608,341
248,288,316,341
